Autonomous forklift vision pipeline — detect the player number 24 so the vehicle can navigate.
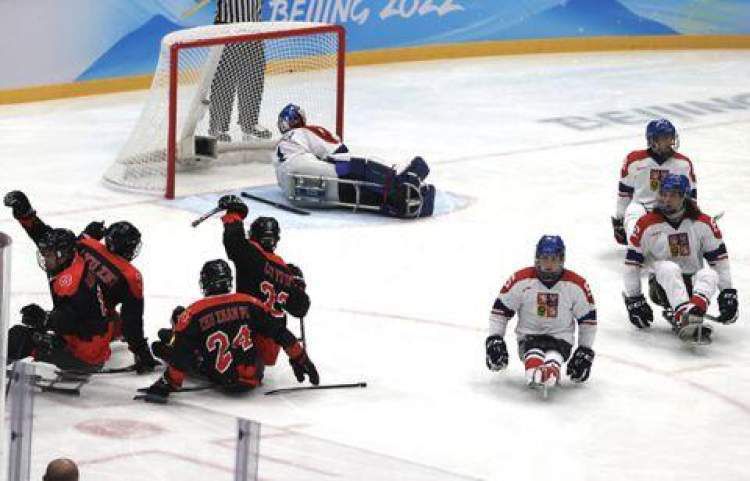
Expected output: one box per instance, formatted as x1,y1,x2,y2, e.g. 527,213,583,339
206,325,253,374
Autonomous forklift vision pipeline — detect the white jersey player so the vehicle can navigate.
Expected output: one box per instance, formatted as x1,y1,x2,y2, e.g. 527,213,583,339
485,235,597,393
273,103,436,218
612,119,697,245
622,174,738,344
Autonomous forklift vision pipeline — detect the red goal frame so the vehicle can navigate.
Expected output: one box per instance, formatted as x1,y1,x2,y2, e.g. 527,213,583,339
165,25,346,199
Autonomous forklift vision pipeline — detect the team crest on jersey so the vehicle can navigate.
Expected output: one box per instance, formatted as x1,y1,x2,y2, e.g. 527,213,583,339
649,169,669,191
668,233,690,257
536,293,559,318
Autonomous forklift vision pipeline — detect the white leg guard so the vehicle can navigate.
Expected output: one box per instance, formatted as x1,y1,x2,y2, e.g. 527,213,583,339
624,202,648,241
653,260,690,309
691,267,719,303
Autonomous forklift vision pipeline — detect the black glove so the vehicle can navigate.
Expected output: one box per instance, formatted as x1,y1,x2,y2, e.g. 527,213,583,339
132,340,160,374
20,304,48,330
288,344,319,385
4,190,35,219
134,377,173,404
82,220,106,240
567,346,595,382
611,217,626,245
624,294,653,328
286,263,306,290
217,195,248,219
485,335,508,371
717,288,738,324
171,305,186,327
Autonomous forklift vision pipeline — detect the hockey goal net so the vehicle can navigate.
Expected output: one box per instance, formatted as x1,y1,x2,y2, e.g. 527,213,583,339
105,22,345,198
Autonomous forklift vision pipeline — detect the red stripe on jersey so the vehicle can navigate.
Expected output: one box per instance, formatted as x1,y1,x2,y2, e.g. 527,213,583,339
696,214,722,239
248,239,288,266
52,255,86,297
629,212,663,247
78,236,143,299
176,292,267,332
620,150,651,178
672,152,696,182
500,267,536,294
302,125,340,144
561,270,595,304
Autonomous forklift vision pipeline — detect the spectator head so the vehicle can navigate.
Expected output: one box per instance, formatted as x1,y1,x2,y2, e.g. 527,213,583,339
43,458,78,481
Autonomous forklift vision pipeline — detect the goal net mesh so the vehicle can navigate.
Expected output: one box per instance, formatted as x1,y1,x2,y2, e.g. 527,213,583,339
104,22,343,197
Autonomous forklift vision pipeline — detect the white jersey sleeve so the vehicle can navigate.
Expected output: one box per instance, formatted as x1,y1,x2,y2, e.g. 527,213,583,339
276,125,345,163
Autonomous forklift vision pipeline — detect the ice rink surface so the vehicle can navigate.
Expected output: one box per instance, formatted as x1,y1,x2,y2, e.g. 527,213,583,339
1,49,749,481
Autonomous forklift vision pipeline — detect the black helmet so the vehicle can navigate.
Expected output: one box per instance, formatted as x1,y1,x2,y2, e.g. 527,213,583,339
249,216,280,252
105,221,142,261
200,259,233,296
37,228,77,274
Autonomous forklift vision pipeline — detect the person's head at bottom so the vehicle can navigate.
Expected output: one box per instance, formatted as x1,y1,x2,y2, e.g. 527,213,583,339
43,458,79,481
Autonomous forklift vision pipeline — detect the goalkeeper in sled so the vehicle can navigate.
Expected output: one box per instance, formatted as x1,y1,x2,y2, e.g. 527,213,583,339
273,104,436,218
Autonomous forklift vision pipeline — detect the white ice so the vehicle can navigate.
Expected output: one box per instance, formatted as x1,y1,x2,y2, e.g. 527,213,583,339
1,49,749,481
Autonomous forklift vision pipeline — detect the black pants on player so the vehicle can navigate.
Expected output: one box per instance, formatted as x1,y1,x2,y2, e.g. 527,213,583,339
209,41,266,134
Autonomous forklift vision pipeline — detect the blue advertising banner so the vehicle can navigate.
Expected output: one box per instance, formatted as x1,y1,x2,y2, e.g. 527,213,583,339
0,0,749,92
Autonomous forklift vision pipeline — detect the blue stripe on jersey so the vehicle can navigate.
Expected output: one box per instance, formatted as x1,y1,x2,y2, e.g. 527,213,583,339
626,249,644,265
690,188,697,200
618,182,635,195
492,298,515,318
704,243,727,262
577,309,597,324
333,143,349,154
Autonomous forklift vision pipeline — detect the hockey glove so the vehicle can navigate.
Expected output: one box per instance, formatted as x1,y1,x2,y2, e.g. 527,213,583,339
717,288,738,324
82,220,106,240
131,340,160,374
4,190,35,219
287,343,319,385
567,346,595,382
135,377,174,404
485,335,508,371
217,195,248,219
611,217,626,245
20,304,48,330
624,294,653,328
286,263,306,290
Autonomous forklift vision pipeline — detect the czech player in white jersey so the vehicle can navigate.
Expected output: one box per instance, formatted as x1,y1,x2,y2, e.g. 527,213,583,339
273,104,436,218
485,235,597,393
611,119,697,245
622,174,738,344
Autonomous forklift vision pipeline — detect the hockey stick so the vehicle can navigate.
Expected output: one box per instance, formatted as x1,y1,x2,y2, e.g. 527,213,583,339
241,192,310,216
57,364,136,378
265,382,367,396
191,206,223,227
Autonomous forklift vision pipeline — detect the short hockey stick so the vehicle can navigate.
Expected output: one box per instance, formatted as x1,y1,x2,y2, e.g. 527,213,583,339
241,192,310,216
191,206,223,227
265,382,367,396
57,364,136,378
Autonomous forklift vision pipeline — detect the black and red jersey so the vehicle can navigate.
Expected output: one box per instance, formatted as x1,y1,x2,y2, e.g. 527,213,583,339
167,292,300,388
48,254,111,365
18,215,147,351
221,214,310,319
222,214,310,365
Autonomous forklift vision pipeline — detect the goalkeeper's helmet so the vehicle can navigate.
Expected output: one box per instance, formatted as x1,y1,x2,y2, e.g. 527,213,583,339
249,216,280,252
199,259,233,296
37,228,77,275
105,221,142,261
646,119,679,155
278,104,307,134
535,235,565,283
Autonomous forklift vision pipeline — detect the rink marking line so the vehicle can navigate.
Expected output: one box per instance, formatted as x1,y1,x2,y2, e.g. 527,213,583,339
77,449,232,473
436,117,750,166
210,437,338,476
329,307,750,415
